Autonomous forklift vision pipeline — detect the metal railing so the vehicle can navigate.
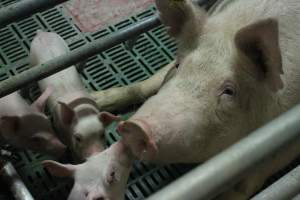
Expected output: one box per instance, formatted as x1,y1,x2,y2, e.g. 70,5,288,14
147,103,300,200
0,0,68,28
1,0,300,200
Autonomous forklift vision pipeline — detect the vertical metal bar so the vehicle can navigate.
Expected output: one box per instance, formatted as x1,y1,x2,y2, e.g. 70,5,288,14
1,162,34,200
0,0,68,28
147,103,300,200
251,165,300,200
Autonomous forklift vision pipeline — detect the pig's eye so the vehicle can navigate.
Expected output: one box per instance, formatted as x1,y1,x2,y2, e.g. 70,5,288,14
175,63,180,69
222,86,236,97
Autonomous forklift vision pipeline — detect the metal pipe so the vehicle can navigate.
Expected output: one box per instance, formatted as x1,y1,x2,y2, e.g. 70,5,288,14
251,165,300,200
1,162,34,200
293,193,300,200
0,0,216,98
147,103,300,200
0,15,161,98
0,0,68,28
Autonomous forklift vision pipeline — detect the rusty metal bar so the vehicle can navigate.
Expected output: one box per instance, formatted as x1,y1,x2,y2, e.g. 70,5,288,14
0,0,68,28
147,103,300,200
1,162,34,200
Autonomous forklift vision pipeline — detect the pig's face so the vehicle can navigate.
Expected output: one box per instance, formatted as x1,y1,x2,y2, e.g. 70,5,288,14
71,115,106,161
59,102,120,161
0,114,66,157
118,0,283,163
43,141,133,200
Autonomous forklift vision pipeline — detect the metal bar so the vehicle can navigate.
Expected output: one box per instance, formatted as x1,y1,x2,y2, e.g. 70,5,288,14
147,103,300,200
0,0,68,28
1,162,34,200
251,165,300,200
0,15,161,98
293,193,300,200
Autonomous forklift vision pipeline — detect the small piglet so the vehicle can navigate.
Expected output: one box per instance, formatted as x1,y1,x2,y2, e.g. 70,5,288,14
43,141,133,200
29,31,118,162
0,88,66,157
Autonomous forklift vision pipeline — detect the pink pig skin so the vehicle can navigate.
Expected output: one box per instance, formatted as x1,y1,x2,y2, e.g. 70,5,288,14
43,140,134,200
30,31,119,162
0,89,66,157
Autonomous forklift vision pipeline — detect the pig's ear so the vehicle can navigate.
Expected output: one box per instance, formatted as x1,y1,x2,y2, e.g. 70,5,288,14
31,86,53,113
0,116,20,135
156,0,206,37
235,18,283,92
42,160,76,177
99,112,121,127
58,102,75,125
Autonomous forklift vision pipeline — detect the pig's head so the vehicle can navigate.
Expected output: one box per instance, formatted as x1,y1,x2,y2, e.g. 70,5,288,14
0,113,66,157
118,0,283,163
59,102,120,161
42,141,133,200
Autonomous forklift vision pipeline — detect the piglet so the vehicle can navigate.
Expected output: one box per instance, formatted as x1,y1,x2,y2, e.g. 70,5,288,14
0,87,66,157
30,31,119,162
43,140,134,200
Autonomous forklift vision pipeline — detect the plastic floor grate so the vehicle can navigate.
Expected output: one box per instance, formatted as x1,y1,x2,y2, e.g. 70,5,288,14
0,2,195,200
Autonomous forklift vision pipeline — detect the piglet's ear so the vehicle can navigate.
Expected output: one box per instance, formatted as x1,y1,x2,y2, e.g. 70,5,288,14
99,112,121,127
235,18,283,92
42,160,76,178
58,102,75,125
0,116,20,136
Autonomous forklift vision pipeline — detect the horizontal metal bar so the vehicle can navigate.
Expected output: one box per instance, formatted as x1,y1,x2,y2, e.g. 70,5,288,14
251,165,300,200
0,15,161,98
1,162,34,200
147,103,300,200
0,0,68,28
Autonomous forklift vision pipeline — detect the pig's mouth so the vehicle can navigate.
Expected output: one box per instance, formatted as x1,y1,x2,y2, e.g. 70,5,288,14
117,119,158,161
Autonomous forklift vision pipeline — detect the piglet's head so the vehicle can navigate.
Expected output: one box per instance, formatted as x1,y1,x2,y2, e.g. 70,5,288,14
0,114,66,157
43,141,132,200
59,102,120,162
118,0,283,163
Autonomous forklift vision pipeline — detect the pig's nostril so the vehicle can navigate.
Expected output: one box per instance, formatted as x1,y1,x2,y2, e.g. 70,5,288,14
94,197,104,200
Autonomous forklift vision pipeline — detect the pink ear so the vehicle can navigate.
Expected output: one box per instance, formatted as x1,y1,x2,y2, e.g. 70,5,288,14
42,160,76,178
58,102,75,125
0,116,20,136
99,112,121,126
31,86,53,113
235,18,283,92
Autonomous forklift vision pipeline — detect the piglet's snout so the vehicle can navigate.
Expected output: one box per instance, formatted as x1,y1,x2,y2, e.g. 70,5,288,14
117,119,157,161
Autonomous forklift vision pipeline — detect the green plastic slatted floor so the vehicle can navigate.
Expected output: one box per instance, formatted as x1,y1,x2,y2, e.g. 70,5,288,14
0,1,194,200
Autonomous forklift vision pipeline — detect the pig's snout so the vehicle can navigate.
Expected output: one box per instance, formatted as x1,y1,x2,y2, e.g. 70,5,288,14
117,120,157,161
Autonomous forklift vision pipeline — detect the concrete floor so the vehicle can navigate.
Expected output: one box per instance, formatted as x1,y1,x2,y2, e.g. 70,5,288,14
64,0,154,32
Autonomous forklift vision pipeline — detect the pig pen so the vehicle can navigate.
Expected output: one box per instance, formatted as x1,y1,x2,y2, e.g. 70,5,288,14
0,1,194,199
0,0,300,200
